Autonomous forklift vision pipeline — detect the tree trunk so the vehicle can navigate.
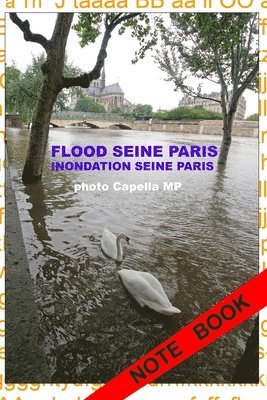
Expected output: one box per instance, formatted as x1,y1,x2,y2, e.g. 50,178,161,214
22,14,73,184
22,80,59,183
217,112,235,166
231,317,258,383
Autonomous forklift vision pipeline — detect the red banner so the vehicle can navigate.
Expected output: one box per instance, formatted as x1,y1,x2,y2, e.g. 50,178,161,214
85,269,267,400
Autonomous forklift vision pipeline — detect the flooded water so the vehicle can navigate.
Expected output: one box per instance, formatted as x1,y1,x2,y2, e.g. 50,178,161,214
7,127,258,383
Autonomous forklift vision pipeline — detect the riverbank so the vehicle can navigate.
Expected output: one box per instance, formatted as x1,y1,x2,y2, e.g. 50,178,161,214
50,118,258,137
51,111,258,138
133,119,258,137
6,166,49,382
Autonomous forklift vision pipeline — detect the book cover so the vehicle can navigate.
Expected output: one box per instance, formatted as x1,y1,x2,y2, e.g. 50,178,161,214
2,8,264,400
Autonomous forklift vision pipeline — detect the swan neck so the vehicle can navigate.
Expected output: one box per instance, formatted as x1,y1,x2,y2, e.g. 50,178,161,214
116,234,124,259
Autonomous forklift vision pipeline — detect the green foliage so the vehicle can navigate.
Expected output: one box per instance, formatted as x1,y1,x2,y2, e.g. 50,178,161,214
118,14,164,63
109,103,153,118
6,54,82,122
156,14,258,116
74,95,106,113
73,14,103,47
246,113,258,121
159,14,257,84
133,104,153,117
6,62,22,114
154,106,223,121
74,14,164,63
111,107,123,114
6,60,37,123
119,111,135,120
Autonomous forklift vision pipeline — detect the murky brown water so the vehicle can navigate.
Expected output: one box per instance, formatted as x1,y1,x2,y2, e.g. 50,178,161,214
7,127,258,383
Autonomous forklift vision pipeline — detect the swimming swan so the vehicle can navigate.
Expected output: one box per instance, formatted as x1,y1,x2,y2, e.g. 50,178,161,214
101,227,130,262
118,269,181,315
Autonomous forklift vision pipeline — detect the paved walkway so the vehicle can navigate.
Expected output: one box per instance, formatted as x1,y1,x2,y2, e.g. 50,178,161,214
6,166,49,382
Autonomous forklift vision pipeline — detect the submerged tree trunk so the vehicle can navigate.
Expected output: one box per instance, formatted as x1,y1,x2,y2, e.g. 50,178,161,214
22,81,59,183
217,112,235,166
231,317,258,383
22,14,74,184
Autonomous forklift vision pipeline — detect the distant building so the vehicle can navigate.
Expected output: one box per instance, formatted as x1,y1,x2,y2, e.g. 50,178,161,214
82,68,133,112
179,92,246,120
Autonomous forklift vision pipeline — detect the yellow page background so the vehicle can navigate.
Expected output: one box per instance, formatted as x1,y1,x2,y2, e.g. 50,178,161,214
1,2,266,399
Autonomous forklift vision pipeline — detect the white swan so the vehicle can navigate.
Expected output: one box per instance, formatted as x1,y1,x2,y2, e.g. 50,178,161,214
101,227,130,262
118,269,181,315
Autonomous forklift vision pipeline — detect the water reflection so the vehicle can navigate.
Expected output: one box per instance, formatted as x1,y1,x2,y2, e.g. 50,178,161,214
25,182,52,242
7,128,258,383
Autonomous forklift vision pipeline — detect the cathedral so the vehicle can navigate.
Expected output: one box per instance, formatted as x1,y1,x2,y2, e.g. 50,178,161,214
83,68,133,112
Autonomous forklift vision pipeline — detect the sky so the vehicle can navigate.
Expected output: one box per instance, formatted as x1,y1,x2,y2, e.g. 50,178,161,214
6,13,258,116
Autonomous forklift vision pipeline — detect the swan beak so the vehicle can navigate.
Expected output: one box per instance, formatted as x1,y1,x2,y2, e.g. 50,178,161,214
126,236,130,245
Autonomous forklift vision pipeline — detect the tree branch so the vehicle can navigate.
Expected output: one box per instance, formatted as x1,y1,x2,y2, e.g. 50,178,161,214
9,13,49,51
239,14,257,79
184,91,221,104
236,63,258,100
212,47,229,111
62,73,91,89
193,93,221,104
205,77,220,85
108,13,123,25
177,82,222,104
109,13,142,30
62,25,112,89
62,13,140,89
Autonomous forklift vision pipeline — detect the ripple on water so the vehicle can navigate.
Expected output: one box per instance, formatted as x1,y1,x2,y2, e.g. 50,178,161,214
7,128,258,383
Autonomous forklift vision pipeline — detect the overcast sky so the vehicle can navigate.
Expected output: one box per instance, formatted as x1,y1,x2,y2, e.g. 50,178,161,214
6,13,258,116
